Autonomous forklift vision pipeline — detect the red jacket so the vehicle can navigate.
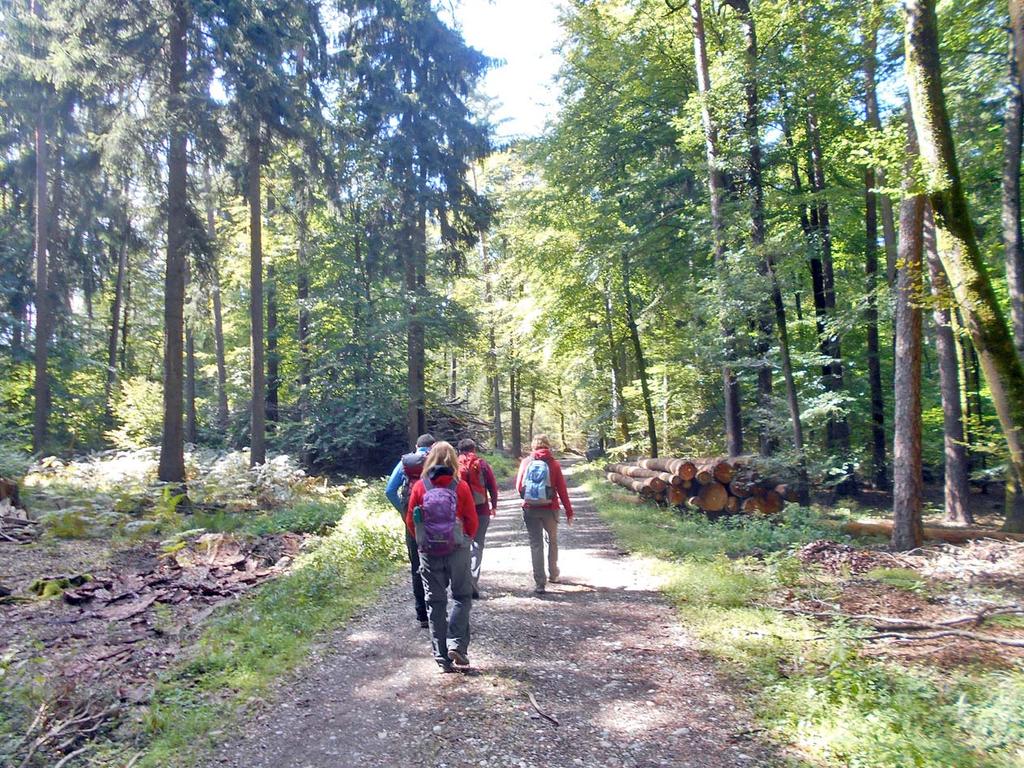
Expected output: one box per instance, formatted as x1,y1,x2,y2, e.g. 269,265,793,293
459,452,499,516
515,448,574,520
405,469,479,540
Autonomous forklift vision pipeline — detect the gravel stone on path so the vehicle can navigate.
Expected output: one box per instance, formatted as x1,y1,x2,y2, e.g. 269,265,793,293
209,462,788,768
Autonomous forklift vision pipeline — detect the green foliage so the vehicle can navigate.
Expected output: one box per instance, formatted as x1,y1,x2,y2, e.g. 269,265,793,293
107,377,164,451
0,441,31,481
243,498,346,536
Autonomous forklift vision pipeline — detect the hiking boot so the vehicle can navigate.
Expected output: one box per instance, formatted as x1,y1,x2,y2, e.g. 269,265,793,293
472,589,480,600
438,660,456,673
533,585,546,594
549,574,560,583
419,619,430,629
447,648,470,669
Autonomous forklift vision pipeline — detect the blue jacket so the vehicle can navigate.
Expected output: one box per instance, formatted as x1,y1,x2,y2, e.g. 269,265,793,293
384,446,430,513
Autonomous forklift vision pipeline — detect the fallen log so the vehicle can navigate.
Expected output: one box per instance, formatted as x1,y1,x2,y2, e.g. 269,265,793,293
842,520,1024,543
606,472,655,499
761,490,784,516
604,464,672,491
638,458,696,481
708,459,735,485
667,486,687,506
696,481,729,513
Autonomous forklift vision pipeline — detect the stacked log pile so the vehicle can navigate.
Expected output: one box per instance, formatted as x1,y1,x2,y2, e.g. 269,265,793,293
605,457,794,515
427,398,492,446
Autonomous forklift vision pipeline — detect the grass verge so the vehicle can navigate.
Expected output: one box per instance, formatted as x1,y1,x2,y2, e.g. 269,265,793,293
583,468,1024,768
135,487,405,767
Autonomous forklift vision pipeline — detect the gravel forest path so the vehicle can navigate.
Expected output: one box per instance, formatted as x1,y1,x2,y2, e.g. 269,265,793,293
211,462,785,768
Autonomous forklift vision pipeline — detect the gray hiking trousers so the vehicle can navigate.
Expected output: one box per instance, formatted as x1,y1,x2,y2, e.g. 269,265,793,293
523,509,559,588
470,511,491,591
419,544,472,664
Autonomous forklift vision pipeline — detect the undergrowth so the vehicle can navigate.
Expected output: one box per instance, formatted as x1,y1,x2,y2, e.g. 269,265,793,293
135,487,404,768
583,468,1024,768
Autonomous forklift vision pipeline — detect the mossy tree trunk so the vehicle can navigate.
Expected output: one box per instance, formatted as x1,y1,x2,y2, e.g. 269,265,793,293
905,0,1024,532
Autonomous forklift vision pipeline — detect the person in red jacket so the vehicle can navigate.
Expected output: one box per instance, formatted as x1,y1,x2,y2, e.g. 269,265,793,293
515,434,574,594
457,438,499,599
406,441,478,671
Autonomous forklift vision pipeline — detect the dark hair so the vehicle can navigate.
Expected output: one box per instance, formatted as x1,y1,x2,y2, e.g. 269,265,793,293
416,433,436,448
457,438,476,454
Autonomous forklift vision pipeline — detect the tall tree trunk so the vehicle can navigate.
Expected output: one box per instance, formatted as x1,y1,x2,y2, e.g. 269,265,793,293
622,252,658,457
892,120,926,551
863,9,887,487
31,0,49,454
925,205,972,524
449,353,457,400
725,0,773,455
204,163,229,433
266,263,279,425
248,128,266,467
510,369,522,458
806,107,850,455
184,265,197,444
864,1,899,284
105,206,128,424
768,263,811,505
527,384,536,443
480,224,502,450
158,0,188,483
120,256,131,372
691,0,743,457
1005,0,1024,356
865,167,887,488
406,193,427,444
905,0,1024,532
296,192,310,422
602,274,630,443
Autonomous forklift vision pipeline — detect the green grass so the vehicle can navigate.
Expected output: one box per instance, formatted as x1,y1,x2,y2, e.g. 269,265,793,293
583,469,1024,768
136,487,405,768
864,566,928,593
187,497,349,536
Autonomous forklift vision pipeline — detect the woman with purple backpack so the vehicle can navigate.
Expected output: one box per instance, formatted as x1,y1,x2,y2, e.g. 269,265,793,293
405,441,478,672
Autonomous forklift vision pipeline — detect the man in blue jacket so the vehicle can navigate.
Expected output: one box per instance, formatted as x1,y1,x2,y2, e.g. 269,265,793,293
385,433,434,627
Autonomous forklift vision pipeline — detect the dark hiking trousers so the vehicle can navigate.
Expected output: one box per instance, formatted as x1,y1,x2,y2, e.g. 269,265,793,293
405,532,427,622
470,510,491,591
419,544,472,665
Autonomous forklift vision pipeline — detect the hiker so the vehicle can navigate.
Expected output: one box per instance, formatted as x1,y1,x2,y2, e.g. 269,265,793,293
405,440,478,672
515,434,574,594
385,433,435,628
456,438,499,599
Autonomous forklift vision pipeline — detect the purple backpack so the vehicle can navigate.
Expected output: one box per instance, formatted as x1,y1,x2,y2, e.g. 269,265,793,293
416,476,459,556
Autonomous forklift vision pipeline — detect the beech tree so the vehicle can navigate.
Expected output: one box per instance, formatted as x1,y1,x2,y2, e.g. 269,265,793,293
905,0,1024,532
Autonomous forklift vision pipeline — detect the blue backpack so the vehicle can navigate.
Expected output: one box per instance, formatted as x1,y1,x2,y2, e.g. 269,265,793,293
522,458,554,507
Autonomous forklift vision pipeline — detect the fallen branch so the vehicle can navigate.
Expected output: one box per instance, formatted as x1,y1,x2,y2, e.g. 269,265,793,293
776,606,1024,632
861,630,1024,648
52,744,91,768
527,691,559,726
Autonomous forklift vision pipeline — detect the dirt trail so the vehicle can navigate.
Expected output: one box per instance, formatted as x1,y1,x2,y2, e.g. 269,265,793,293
211,463,784,768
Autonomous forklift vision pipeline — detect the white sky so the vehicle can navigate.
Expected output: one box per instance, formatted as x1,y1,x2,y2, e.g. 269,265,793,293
449,0,565,142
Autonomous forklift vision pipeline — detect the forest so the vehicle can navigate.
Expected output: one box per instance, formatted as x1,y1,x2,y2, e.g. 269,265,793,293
2,0,1024,767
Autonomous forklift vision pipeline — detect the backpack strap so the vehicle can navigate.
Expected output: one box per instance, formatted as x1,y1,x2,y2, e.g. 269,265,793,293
422,475,433,492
